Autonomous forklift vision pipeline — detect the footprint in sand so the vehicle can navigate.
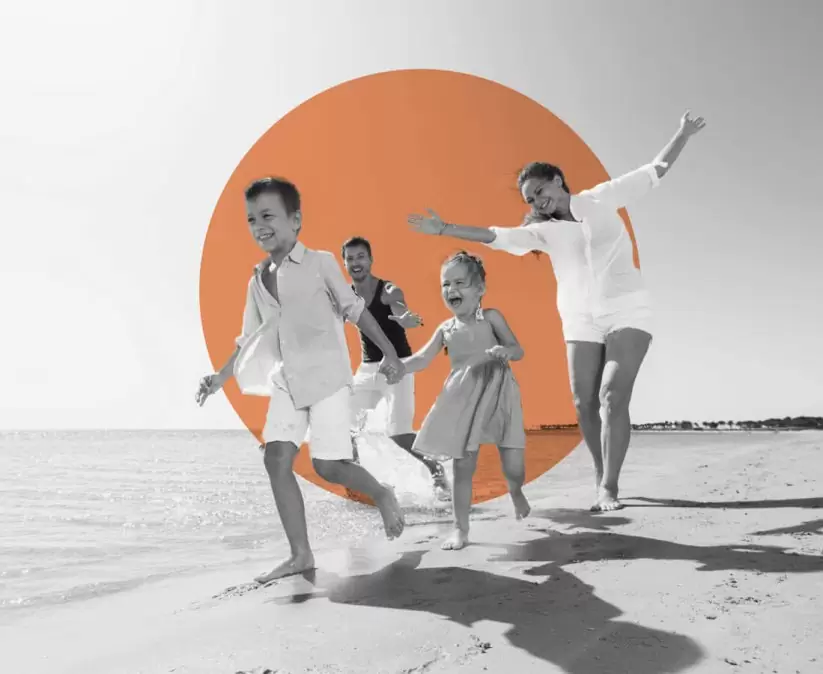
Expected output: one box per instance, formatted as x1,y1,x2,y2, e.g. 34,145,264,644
414,534,438,544
211,583,262,601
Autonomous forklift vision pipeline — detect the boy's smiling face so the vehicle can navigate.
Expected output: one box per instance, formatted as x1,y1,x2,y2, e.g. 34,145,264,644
246,192,301,255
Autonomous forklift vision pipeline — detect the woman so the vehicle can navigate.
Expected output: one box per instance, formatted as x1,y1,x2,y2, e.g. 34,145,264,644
407,110,705,512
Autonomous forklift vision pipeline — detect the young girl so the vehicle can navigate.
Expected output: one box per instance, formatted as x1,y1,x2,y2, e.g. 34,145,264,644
402,251,530,550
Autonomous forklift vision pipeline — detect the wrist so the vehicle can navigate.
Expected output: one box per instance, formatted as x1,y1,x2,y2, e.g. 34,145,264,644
438,222,449,235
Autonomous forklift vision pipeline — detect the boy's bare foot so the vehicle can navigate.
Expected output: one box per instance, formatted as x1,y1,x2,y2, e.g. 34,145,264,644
441,529,469,550
591,485,623,512
512,489,531,520
254,553,315,585
375,484,405,539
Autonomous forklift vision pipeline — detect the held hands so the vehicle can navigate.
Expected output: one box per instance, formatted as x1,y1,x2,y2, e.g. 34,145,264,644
195,373,223,407
407,209,446,236
388,310,424,329
378,355,406,385
679,110,706,137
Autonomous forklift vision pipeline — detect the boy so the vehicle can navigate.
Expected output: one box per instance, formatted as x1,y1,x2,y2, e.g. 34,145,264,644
197,177,405,583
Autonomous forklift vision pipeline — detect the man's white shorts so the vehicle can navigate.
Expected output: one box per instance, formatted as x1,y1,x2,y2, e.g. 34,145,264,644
262,382,354,461
350,362,415,436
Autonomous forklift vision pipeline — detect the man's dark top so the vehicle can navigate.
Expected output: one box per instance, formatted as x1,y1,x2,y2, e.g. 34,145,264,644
356,278,412,363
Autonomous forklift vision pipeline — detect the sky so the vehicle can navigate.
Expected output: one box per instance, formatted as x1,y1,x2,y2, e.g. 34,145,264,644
1,0,821,429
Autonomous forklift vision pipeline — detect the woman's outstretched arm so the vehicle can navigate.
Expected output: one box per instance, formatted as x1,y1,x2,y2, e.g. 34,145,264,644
407,209,547,256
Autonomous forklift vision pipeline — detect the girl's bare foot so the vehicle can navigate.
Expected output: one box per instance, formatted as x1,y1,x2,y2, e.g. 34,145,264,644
591,485,623,512
441,529,469,550
511,489,531,520
254,552,315,585
375,484,405,539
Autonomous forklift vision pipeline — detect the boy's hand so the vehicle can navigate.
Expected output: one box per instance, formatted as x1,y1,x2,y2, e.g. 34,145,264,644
378,355,406,385
486,345,511,363
196,374,223,406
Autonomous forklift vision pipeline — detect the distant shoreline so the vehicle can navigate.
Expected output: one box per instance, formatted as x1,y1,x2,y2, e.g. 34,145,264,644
529,416,823,433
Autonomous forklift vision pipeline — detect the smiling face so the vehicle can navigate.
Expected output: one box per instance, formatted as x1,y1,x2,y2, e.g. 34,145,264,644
440,260,485,319
520,174,568,219
343,243,373,282
245,192,301,255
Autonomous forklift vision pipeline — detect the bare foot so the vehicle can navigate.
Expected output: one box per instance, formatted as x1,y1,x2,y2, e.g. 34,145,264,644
441,529,469,550
254,553,315,585
591,485,624,512
511,489,531,520
375,484,405,539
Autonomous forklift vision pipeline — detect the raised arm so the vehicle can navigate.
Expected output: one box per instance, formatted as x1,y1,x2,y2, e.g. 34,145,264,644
407,209,548,256
578,110,706,211
653,110,706,178
401,324,447,374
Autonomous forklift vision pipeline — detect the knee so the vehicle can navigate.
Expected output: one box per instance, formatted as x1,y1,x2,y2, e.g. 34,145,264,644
453,455,478,479
503,463,525,486
262,442,295,476
312,458,344,483
599,382,631,417
572,390,599,419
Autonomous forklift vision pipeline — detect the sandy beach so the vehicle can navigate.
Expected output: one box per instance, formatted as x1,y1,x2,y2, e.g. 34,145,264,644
3,430,822,674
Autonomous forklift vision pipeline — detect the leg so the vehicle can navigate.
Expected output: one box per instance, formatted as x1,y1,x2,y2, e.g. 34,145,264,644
594,327,652,512
566,340,606,494
254,387,316,584
346,366,382,496
310,386,405,539
388,373,450,500
443,451,479,550
390,432,450,501
498,446,530,519
257,441,316,583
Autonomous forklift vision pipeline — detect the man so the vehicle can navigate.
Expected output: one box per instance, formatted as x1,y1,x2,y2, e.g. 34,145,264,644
196,178,405,584
342,236,450,501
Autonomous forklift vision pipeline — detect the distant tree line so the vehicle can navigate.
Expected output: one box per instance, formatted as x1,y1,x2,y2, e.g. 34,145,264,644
532,416,823,432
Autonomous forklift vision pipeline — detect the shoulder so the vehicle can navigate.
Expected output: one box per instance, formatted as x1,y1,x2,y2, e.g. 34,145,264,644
312,249,342,271
482,308,507,324
248,260,266,284
437,318,456,336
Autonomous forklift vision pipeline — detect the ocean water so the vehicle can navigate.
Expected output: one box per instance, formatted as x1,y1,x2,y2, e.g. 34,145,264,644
1,428,781,625
0,429,461,624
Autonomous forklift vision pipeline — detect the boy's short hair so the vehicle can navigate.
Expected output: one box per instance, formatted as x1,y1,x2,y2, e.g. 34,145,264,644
244,177,301,216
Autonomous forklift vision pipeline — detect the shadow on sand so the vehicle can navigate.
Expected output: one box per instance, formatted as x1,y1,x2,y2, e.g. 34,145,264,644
254,508,821,673
269,548,704,674
624,496,823,510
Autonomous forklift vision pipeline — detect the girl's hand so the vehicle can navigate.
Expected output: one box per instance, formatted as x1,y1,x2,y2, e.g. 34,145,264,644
407,209,446,236
195,374,222,406
679,110,706,137
485,345,511,363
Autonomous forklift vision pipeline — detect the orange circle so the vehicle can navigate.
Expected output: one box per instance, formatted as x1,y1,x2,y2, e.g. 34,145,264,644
200,69,639,503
